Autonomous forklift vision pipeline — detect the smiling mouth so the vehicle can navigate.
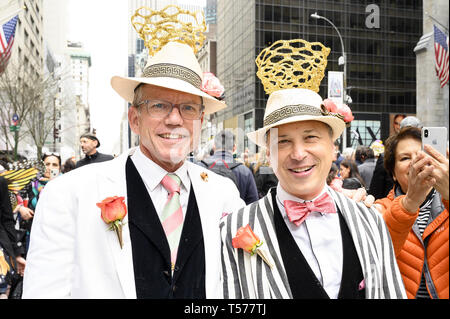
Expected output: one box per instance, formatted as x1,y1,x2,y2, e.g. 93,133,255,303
159,133,186,139
289,165,314,173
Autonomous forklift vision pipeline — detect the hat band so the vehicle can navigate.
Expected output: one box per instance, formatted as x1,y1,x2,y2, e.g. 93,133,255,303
142,63,202,89
263,104,342,126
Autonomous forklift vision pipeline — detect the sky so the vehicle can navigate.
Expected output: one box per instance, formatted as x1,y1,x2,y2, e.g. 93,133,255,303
67,0,129,155
65,0,206,155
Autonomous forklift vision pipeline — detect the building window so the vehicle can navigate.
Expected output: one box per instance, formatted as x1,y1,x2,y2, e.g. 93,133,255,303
349,120,381,147
244,112,253,150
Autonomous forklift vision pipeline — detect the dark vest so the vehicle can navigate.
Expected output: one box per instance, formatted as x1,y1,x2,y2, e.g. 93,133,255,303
125,157,206,299
271,189,365,299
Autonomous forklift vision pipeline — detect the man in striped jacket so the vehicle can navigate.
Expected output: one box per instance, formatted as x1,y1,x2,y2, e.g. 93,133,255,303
220,39,406,299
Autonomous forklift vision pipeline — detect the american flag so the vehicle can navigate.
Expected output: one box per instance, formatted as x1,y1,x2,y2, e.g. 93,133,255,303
0,15,18,74
434,25,449,88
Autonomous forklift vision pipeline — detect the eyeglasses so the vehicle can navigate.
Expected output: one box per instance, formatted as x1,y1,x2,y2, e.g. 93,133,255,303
136,99,205,120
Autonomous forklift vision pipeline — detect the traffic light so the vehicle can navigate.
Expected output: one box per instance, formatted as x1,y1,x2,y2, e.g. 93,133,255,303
53,127,59,139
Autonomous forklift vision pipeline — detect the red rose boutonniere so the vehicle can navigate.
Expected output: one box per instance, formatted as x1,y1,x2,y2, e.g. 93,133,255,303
232,224,273,268
96,196,127,249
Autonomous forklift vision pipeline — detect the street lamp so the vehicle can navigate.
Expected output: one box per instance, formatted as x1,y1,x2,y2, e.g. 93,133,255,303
311,12,349,147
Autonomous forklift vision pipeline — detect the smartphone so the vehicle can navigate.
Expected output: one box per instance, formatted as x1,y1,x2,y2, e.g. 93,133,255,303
50,168,59,179
421,127,448,156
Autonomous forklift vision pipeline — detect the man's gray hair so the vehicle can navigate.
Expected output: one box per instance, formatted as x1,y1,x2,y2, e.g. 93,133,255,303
132,83,145,108
214,129,235,152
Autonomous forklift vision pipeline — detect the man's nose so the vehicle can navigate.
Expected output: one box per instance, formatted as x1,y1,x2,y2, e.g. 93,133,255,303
165,105,184,125
290,143,308,161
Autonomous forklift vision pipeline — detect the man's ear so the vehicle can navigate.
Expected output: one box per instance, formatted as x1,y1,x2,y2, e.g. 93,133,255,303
128,107,140,135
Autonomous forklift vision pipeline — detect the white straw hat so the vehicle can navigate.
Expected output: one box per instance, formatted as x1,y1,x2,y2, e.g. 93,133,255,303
247,88,345,146
247,39,346,147
111,5,226,115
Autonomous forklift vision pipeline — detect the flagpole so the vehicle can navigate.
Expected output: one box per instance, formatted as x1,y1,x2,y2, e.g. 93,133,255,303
425,12,449,33
0,4,25,25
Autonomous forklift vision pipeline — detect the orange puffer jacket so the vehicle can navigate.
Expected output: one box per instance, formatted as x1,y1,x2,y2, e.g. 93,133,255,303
375,189,449,299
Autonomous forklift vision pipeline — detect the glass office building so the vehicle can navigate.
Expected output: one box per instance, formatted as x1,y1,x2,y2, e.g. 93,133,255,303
215,0,422,152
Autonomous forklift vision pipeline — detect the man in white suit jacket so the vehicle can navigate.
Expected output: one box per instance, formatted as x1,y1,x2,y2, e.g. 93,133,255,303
23,148,243,298
23,12,245,298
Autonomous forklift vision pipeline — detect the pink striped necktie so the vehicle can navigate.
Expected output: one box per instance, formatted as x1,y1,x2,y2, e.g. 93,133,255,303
160,173,183,270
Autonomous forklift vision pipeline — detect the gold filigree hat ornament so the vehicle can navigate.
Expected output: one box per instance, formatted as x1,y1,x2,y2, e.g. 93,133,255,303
111,5,226,114
247,39,346,147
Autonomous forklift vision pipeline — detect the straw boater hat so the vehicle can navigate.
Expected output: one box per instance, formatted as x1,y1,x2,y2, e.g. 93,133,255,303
111,5,226,114
247,39,347,147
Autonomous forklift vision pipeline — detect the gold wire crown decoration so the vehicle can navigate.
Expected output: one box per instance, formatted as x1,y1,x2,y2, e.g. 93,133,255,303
256,39,331,94
131,5,206,57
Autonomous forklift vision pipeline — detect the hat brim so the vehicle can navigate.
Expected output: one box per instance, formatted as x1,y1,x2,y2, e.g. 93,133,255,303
247,115,346,147
111,75,226,115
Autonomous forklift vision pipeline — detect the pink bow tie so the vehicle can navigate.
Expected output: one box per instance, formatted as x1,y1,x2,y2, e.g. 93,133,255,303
284,192,336,226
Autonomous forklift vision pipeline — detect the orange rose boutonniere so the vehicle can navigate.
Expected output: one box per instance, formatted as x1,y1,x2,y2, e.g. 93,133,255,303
96,196,127,249
232,224,273,268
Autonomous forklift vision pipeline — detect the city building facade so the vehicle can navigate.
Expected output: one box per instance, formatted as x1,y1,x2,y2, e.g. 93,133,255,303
1,0,45,159
67,41,92,160
216,0,424,153
414,0,449,136
43,0,90,162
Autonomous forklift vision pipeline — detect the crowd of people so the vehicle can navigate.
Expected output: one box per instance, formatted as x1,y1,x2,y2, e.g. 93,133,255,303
0,97,448,301
0,132,114,298
0,6,448,301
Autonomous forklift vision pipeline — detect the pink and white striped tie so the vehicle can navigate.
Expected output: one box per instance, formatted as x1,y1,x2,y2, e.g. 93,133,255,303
160,173,183,270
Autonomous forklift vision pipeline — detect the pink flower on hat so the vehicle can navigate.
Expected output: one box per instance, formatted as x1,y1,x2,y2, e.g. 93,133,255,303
323,98,338,113
336,103,354,123
201,72,225,98
322,98,354,123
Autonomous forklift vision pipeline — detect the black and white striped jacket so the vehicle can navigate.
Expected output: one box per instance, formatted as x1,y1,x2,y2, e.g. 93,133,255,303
220,186,407,299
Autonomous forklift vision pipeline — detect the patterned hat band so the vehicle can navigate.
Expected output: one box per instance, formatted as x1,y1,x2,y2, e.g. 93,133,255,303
263,103,344,127
142,63,202,89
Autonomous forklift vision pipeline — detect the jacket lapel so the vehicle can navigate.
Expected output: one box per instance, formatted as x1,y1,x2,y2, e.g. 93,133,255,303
249,192,292,299
328,187,374,298
97,148,137,299
187,162,223,298
125,157,171,267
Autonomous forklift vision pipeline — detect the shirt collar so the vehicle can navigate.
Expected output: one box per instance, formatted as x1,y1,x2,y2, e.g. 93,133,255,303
211,150,234,162
276,182,329,203
86,151,98,159
276,183,335,218
131,147,189,192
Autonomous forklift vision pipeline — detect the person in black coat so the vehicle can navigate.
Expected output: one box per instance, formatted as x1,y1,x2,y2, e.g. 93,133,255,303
368,154,393,200
75,132,114,168
0,175,27,297
201,130,259,205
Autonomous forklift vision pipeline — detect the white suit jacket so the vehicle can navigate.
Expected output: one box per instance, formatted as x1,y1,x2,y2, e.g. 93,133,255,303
22,148,245,298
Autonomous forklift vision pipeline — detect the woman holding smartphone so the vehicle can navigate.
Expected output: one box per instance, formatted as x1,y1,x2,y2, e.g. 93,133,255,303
374,126,449,299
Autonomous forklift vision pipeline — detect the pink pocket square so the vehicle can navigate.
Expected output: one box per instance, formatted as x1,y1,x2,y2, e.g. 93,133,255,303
358,279,365,290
